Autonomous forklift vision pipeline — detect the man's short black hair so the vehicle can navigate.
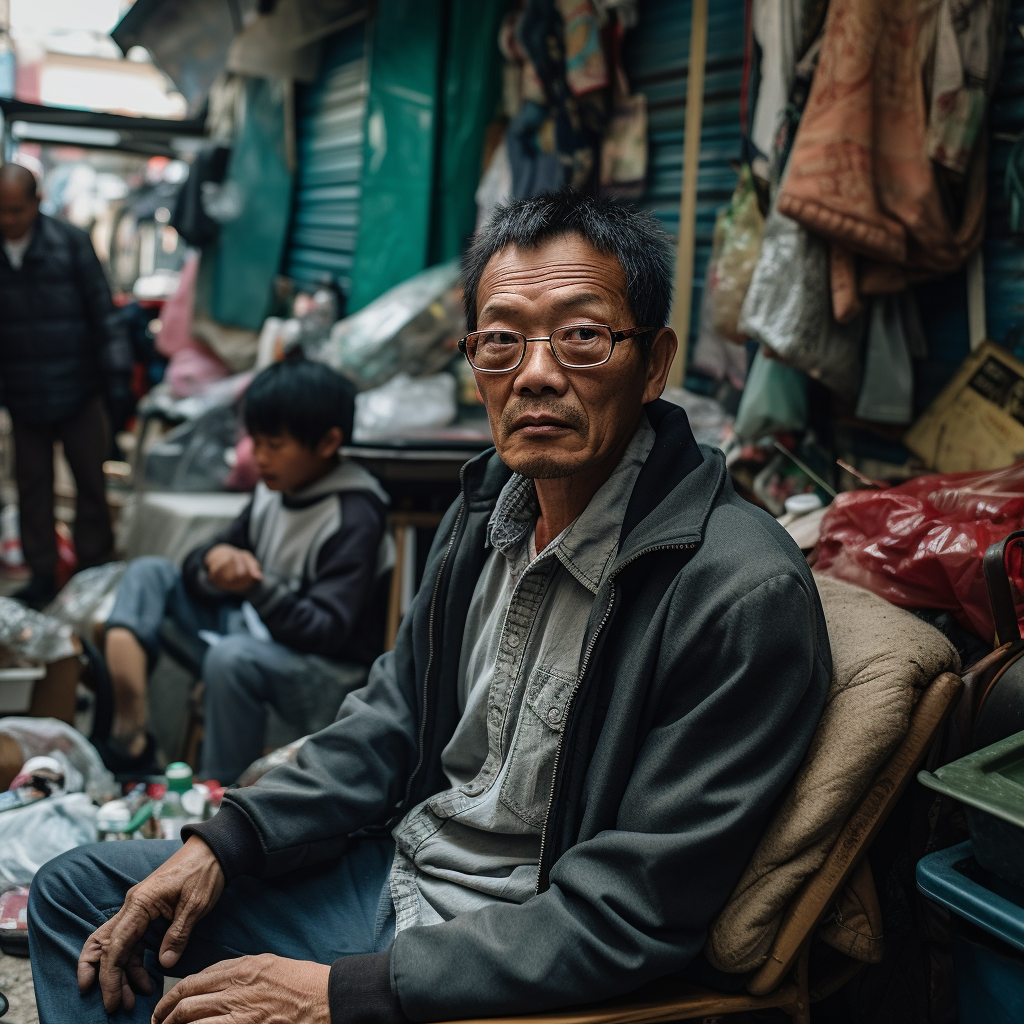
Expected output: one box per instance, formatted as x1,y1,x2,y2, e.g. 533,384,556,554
243,356,357,449
462,190,675,362
0,163,39,200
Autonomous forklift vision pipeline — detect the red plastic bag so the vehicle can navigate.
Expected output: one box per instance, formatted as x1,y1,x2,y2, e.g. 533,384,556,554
816,462,1024,641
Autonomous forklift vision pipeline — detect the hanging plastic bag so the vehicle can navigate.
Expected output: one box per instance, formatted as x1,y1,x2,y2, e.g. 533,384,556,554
710,165,765,341
815,460,1024,640
739,199,864,399
733,347,809,441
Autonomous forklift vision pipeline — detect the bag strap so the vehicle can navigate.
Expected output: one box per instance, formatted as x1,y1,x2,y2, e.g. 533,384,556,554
983,529,1024,646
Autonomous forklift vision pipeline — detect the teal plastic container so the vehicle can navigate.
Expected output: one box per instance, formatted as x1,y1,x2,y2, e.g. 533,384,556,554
918,729,1024,890
918,842,1024,1024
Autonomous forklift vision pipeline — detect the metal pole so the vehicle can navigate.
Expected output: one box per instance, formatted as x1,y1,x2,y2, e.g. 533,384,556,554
667,0,708,388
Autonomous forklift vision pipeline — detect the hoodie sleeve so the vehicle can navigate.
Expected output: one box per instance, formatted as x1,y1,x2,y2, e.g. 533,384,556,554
181,500,255,601
247,491,386,658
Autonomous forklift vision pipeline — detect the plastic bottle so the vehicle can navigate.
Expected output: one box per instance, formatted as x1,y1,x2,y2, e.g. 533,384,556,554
156,762,194,840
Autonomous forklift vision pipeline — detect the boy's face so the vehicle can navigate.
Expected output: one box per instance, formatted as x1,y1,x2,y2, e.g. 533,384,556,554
251,428,343,493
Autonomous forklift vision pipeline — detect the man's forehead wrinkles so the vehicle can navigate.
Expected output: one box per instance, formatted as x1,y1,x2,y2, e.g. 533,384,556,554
484,262,617,288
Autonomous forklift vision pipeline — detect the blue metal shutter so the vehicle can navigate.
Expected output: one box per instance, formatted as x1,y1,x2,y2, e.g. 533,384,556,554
623,0,747,350
985,2,1024,360
285,23,368,296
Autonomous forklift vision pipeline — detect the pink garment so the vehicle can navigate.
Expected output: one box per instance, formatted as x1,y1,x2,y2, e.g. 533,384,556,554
156,250,199,358
165,344,229,398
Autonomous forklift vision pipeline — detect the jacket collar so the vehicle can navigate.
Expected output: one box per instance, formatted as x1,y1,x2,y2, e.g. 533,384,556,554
485,415,656,594
461,398,715,564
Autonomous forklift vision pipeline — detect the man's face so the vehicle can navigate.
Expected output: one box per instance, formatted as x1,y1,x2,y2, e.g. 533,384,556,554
472,234,675,480
0,181,40,242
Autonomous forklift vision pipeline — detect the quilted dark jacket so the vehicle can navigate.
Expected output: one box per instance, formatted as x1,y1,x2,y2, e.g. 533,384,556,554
0,214,133,424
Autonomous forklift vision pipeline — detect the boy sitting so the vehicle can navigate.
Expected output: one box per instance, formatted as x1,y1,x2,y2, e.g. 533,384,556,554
101,357,390,782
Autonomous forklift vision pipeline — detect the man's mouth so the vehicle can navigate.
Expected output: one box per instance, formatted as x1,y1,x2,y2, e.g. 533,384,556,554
511,414,574,434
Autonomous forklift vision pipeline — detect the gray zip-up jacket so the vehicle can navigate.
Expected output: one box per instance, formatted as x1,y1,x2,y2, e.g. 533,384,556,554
190,399,831,1023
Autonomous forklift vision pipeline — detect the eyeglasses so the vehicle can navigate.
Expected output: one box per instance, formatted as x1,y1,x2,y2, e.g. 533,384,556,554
458,323,655,373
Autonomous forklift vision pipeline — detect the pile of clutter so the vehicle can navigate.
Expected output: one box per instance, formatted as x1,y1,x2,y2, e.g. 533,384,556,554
0,717,221,957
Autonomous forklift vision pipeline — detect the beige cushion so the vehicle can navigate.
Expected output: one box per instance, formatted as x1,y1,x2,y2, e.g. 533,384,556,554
705,573,960,973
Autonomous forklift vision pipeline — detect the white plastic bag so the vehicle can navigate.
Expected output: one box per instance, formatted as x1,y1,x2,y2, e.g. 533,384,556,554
353,374,457,442
43,562,126,642
0,793,98,885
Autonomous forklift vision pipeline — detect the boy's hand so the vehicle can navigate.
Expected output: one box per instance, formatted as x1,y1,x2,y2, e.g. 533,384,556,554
205,544,263,593
77,837,226,1014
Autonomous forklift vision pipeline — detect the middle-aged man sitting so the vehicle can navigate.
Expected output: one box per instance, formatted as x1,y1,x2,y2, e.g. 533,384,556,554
29,191,831,1024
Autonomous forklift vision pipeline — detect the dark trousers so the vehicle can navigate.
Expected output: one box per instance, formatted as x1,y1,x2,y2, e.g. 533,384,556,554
28,837,396,1023
11,394,114,578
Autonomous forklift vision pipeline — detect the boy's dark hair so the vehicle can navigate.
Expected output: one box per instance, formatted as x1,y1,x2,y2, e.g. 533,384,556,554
243,356,357,449
461,190,675,363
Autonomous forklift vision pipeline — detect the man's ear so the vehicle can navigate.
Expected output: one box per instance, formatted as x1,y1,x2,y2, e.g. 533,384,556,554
641,327,678,404
317,426,344,458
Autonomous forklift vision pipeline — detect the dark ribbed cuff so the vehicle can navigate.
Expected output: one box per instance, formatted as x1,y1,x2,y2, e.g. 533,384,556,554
182,802,266,882
329,951,407,1024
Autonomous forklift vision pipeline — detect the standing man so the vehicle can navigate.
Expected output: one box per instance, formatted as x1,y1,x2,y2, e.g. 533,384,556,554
0,162,133,608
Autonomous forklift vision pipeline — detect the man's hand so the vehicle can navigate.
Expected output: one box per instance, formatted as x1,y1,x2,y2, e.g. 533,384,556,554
77,837,226,1014
153,955,331,1024
205,544,263,593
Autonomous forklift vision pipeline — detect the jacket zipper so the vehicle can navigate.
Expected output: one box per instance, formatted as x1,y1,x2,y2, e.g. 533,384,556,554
400,498,467,811
535,541,699,892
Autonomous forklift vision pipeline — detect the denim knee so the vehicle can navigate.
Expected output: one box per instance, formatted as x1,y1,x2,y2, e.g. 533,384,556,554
29,845,92,927
121,556,178,590
201,635,264,690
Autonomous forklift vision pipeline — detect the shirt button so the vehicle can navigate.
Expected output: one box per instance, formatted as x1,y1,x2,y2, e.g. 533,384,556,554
507,634,520,648
463,781,484,797
547,706,563,725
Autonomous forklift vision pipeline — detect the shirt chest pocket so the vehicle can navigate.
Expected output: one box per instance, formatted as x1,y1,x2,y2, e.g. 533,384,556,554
499,666,575,828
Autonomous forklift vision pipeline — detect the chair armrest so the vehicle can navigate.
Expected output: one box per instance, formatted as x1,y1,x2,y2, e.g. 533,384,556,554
747,670,963,996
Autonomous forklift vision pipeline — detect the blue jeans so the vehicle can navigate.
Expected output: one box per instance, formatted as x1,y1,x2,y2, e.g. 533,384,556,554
108,557,368,783
28,837,396,1024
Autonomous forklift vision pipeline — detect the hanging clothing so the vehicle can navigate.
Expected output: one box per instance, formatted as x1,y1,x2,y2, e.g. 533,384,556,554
776,0,1007,314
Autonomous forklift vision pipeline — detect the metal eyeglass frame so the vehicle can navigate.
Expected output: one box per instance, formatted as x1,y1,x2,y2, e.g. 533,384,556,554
458,324,657,373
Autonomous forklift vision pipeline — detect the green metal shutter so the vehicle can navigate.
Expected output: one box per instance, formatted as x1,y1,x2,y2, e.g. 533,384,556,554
623,0,748,350
285,23,369,297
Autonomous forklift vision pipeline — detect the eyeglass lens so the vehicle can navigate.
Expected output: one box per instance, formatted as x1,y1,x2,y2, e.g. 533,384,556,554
465,325,614,370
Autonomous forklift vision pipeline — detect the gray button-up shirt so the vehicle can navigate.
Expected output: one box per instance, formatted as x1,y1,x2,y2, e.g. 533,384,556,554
389,415,655,931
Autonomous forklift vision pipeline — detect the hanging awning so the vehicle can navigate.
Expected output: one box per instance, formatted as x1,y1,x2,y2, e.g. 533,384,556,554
0,98,208,156
112,0,366,111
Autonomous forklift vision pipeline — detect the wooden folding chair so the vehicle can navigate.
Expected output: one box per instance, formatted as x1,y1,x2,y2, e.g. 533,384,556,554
445,670,962,1024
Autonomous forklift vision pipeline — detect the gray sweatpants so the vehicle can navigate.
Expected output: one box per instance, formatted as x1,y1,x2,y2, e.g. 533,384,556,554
107,556,369,783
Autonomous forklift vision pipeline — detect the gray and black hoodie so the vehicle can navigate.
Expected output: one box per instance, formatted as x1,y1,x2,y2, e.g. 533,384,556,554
182,460,391,665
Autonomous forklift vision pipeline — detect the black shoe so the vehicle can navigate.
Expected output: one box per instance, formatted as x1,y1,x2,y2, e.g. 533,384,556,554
94,732,162,779
11,574,57,611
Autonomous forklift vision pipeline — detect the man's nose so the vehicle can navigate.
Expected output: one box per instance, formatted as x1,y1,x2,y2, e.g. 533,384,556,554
512,339,569,395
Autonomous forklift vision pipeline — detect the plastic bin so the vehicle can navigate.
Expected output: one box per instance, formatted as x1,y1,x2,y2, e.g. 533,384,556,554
919,730,1024,890
918,842,1024,1024
0,666,46,714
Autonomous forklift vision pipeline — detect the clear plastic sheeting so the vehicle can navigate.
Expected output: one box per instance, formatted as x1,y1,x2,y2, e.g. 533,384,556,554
0,718,116,803
313,261,465,390
353,373,457,442
0,793,98,885
43,562,127,643
0,599,77,663
142,404,240,492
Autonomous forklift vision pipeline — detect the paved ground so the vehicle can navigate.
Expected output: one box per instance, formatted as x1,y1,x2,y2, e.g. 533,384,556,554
0,950,37,1024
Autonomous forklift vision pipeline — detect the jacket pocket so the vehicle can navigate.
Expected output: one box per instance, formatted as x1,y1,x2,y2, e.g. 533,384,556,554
499,666,575,827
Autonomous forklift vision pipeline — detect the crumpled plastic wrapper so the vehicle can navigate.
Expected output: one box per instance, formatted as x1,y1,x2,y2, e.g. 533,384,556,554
0,598,77,663
44,562,126,643
353,373,457,442
312,261,465,390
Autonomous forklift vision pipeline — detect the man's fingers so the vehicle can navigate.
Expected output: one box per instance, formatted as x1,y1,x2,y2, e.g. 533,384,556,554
153,968,230,1023
157,992,233,1024
76,933,103,993
158,898,203,968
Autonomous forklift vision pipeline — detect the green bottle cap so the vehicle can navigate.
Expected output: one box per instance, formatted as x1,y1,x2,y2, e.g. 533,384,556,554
165,762,193,794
